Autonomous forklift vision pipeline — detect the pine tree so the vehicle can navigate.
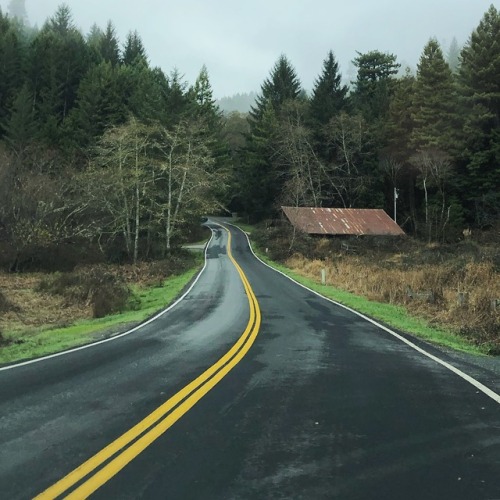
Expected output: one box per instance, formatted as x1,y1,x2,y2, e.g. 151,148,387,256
100,21,120,66
29,6,90,144
411,39,457,152
310,50,348,126
250,55,301,121
242,55,303,219
410,39,461,240
447,37,461,73
188,65,222,128
48,4,74,36
164,69,189,124
309,50,348,163
351,50,400,123
241,103,280,219
0,14,25,128
2,82,37,157
63,62,128,149
122,30,147,66
458,4,500,224
187,65,230,189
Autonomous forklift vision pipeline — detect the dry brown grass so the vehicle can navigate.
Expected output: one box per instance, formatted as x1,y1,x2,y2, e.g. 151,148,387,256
0,272,89,336
0,257,196,338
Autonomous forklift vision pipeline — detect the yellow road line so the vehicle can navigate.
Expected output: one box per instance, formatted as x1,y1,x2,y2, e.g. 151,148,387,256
35,227,261,499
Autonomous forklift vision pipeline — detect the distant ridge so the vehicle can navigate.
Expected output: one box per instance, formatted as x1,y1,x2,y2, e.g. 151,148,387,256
217,92,257,114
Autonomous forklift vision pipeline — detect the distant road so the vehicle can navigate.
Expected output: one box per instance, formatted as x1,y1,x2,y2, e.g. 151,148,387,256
0,221,499,499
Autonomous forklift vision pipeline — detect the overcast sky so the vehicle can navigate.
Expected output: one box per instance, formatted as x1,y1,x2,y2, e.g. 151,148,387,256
4,0,498,98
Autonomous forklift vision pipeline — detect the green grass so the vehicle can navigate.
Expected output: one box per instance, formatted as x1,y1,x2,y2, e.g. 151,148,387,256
240,227,487,356
0,267,201,364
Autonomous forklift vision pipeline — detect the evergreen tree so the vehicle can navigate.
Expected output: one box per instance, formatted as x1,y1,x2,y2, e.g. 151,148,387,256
86,23,104,65
241,103,280,219
122,30,147,66
250,55,301,121
0,14,25,128
187,65,230,192
164,69,189,124
411,39,457,152
310,50,348,126
459,4,500,225
410,39,461,240
2,82,37,157
63,62,128,149
351,50,400,123
383,70,417,228
29,6,90,144
188,65,222,128
241,56,302,219
446,37,461,73
385,69,415,160
190,65,216,111
309,50,348,164
100,21,120,66
48,4,74,36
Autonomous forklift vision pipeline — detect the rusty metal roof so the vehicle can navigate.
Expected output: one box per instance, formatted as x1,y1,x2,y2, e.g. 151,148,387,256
282,207,405,236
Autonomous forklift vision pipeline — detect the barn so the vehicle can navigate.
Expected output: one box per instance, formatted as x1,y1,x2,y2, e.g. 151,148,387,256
281,207,405,236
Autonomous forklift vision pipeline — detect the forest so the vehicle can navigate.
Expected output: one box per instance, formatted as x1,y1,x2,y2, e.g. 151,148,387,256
0,3,499,272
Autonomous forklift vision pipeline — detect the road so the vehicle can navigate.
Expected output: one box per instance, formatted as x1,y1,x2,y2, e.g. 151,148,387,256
0,221,499,499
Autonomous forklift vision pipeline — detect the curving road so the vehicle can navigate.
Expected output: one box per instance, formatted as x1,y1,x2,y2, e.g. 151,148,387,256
0,221,499,499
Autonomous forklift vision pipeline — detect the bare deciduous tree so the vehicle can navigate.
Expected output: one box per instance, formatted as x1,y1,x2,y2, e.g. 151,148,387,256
410,149,452,242
274,102,322,209
323,112,370,208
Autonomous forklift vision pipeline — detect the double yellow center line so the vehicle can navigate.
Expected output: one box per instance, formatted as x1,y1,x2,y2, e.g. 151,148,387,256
35,227,261,499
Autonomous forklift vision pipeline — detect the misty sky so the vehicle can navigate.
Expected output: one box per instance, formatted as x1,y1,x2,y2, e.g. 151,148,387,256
4,0,498,98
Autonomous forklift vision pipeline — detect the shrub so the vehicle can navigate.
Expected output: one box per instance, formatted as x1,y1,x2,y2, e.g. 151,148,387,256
0,289,10,313
35,266,131,318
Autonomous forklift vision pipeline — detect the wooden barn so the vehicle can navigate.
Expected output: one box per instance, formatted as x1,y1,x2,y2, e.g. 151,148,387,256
281,207,405,237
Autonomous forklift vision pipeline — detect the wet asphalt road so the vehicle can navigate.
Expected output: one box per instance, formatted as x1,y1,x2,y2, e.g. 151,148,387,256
0,221,499,499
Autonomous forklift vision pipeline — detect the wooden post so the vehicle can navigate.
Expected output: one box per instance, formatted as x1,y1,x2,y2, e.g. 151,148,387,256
457,292,468,307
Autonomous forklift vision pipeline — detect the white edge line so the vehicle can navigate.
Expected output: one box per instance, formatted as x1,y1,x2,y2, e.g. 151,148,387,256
227,222,500,405
0,229,216,372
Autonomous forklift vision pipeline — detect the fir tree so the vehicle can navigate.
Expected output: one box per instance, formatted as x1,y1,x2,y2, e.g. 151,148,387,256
100,21,120,66
351,50,400,123
47,4,74,36
458,4,500,223
446,37,461,73
164,69,189,124
188,65,222,128
0,15,25,127
63,62,128,149
310,50,348,126
122,30,147,66
2,82,37,157
250,55,301,121
411,39,457,152
29,6,90,143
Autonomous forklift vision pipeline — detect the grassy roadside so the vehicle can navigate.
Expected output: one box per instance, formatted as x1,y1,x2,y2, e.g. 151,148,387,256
0,266,201,365
236,223,489,356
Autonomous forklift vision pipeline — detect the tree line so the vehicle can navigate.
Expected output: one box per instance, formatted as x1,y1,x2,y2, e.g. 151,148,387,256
0,4,228,270
233,5,499,243
0,4,498,271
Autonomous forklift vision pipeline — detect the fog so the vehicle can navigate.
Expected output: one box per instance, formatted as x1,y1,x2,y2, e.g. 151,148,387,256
3,0,497,97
